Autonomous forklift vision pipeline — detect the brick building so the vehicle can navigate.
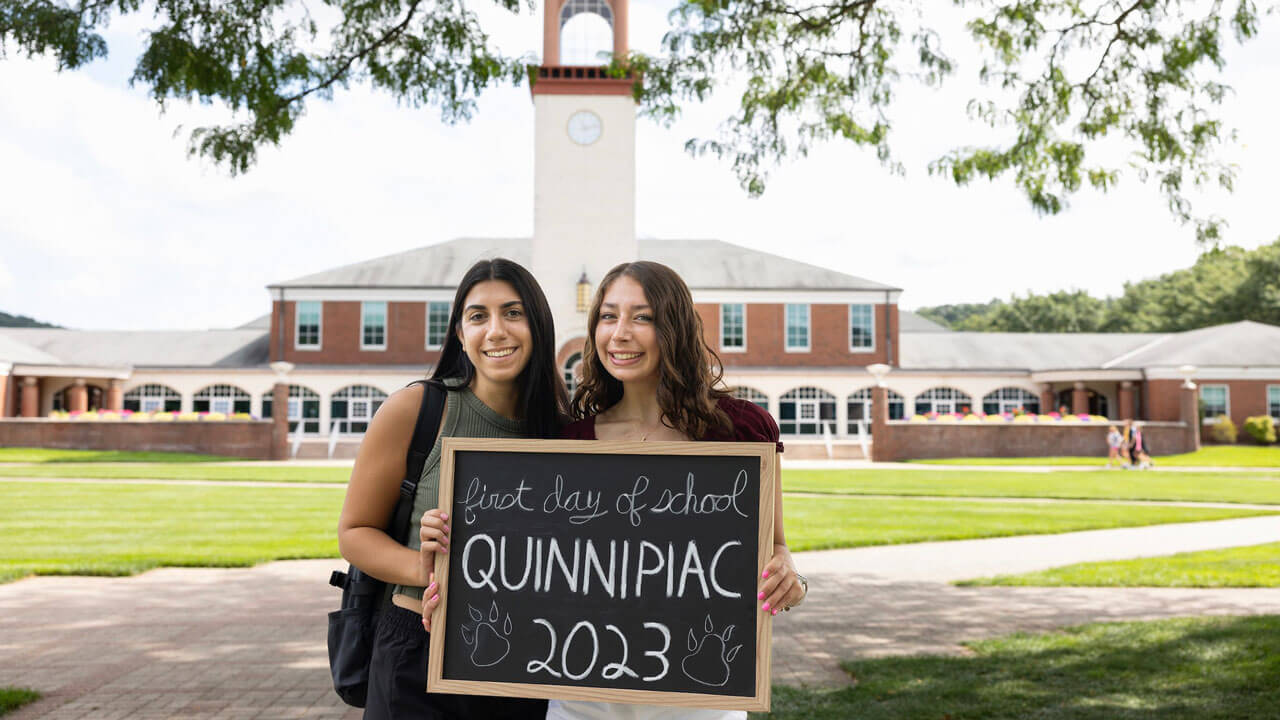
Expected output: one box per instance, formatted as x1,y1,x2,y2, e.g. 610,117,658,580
3,0,1279,456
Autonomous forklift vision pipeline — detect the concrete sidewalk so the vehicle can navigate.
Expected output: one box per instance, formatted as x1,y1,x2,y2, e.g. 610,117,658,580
3,517,1280,717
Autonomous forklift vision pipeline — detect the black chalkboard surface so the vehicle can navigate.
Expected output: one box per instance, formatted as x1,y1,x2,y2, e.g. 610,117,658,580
426,438,776,711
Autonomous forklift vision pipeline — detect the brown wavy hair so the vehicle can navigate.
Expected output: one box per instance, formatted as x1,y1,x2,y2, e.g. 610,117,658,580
572,261,731,438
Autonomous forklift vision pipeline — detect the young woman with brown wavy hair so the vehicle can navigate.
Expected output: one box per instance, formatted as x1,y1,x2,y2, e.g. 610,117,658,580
554,260,806,720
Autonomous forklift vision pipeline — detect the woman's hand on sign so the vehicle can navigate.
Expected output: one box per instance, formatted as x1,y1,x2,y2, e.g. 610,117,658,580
421,572,441,632
758,544,803,615
418,509,450,584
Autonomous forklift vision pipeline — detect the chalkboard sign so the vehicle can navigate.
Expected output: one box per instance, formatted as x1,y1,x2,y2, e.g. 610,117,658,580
426,438,776,711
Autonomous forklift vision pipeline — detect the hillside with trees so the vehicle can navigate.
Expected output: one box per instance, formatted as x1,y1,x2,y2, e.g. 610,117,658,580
916,239,1280,333
0,311,59,328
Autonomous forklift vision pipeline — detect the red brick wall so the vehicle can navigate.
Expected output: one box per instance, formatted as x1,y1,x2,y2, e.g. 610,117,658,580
873,422,1194,461
698,303,897,367
1145,380,1183,422
0,420,279,459
271,300,442,366
1147,378,1280,436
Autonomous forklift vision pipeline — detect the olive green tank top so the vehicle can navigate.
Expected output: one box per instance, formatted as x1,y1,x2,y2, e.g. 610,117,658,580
393,377,526,601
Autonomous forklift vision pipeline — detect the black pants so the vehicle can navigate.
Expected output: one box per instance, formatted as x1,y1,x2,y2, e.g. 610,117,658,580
364,604,548,720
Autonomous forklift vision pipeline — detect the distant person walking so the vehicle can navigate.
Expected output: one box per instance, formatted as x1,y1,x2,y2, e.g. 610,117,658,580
1106,425,1125,468
1131,422,1154,470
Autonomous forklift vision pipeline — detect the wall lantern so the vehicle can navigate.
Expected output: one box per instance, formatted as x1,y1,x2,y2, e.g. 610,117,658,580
576,270,591,313
866,363,891,387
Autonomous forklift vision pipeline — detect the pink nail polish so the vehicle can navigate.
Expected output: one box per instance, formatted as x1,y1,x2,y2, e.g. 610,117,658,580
763,570,770,579
771,609,778,616
428,582,436,590
441,513,449,521
431,594,438,602
444,525,450,533
762,602,770,611
757,591,765,600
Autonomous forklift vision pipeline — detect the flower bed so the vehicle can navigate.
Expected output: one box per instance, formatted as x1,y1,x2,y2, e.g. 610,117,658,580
908,412,1110,424
46,410,258,422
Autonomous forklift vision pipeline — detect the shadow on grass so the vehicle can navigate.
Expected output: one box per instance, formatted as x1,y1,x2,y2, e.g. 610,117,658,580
756,615,1280,719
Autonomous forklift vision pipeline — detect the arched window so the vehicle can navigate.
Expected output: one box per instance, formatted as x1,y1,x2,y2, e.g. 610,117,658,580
779,387,836,436
193,384,251,414
730,387,770,413
982,387,1040,415
913,387,973,416
124,384,181,413
1055,388,1109,418
262,385,321,434
846,388,905,434
563,352,583,396
330,385,388,434
560,0,613,64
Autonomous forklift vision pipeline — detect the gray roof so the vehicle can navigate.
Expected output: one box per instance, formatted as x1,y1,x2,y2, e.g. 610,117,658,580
898,311,951,333
899,331,1162,371
1107,320,1280,368
271,238,900,292
0,333,64,365
237,313,272,330
0,328,269,368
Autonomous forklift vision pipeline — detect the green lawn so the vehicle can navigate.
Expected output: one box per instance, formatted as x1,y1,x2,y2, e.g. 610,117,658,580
959,542,1280,588
0,447,246,463
0,462,351,483
754,615,1280,719
3,481,1271,582
783,468,1280,505
0,481,344,583
0,688,39,716
782,496,1275,552
913,445,1280,468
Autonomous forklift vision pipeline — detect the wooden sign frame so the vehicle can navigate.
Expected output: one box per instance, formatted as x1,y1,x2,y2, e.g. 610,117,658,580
426,438,776,711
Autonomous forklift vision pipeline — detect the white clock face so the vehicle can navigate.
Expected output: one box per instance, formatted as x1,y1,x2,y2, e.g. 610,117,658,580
567,110,603,146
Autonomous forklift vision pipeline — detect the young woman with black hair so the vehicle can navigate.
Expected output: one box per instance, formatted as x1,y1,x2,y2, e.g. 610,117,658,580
551,261,807,720
337,258,569,720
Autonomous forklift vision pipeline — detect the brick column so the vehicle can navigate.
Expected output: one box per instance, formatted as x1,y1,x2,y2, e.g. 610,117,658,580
870,385,891,462
1071,382,1088,416
1180,380,1201,454
106,379,124,411
1039,384,1054,416
20,377,40,417
269,361,294,461
0,363,10,418
1118,381,1135,420
68,379,89,413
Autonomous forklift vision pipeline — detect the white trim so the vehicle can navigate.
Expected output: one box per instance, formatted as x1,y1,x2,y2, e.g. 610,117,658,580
1030,369,1144,382
295,300,323,351
1199,383,1230,421
848,303,876,353
272,287,457,302
1145,366,1280,380
719,302,747,353
425,301,451,351
784,303,810,353
693,289,900,304
360,301,388,351
11,364,132,379
0,362,12,375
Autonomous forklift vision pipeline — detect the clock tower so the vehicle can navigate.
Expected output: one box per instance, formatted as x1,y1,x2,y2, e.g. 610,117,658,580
531,0,637,347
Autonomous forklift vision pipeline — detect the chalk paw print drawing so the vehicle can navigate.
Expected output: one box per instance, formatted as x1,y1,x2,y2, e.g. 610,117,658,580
460,601,513,667
680,615,743,687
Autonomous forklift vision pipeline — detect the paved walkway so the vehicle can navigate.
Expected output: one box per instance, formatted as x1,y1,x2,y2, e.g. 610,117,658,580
3,517,1280,717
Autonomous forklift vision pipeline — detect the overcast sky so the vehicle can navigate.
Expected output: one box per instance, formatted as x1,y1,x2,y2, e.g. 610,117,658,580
1,2,1276,331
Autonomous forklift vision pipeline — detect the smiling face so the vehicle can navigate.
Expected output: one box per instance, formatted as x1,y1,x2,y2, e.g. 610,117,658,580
457,279,533,388
594,274,661,385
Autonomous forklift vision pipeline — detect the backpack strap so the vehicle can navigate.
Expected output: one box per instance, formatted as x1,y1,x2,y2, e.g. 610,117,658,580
387,379,447,545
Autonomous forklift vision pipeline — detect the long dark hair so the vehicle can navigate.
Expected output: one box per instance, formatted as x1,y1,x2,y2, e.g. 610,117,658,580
572,261,731,439
431,258,569,438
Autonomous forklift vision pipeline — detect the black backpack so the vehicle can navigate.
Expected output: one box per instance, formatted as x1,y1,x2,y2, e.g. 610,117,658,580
327,379,447,707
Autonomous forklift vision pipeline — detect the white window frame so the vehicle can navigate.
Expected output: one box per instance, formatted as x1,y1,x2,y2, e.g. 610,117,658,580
361,301,387,351
1269,385,1280,422
720,303,747,353
785,303,810,353
848,303,875,353
295,301,322,350
1200,384,1230,422
425,301,450,350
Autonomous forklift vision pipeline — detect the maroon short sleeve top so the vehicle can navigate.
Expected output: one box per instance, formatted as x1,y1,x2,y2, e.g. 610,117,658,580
560,396,784,453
